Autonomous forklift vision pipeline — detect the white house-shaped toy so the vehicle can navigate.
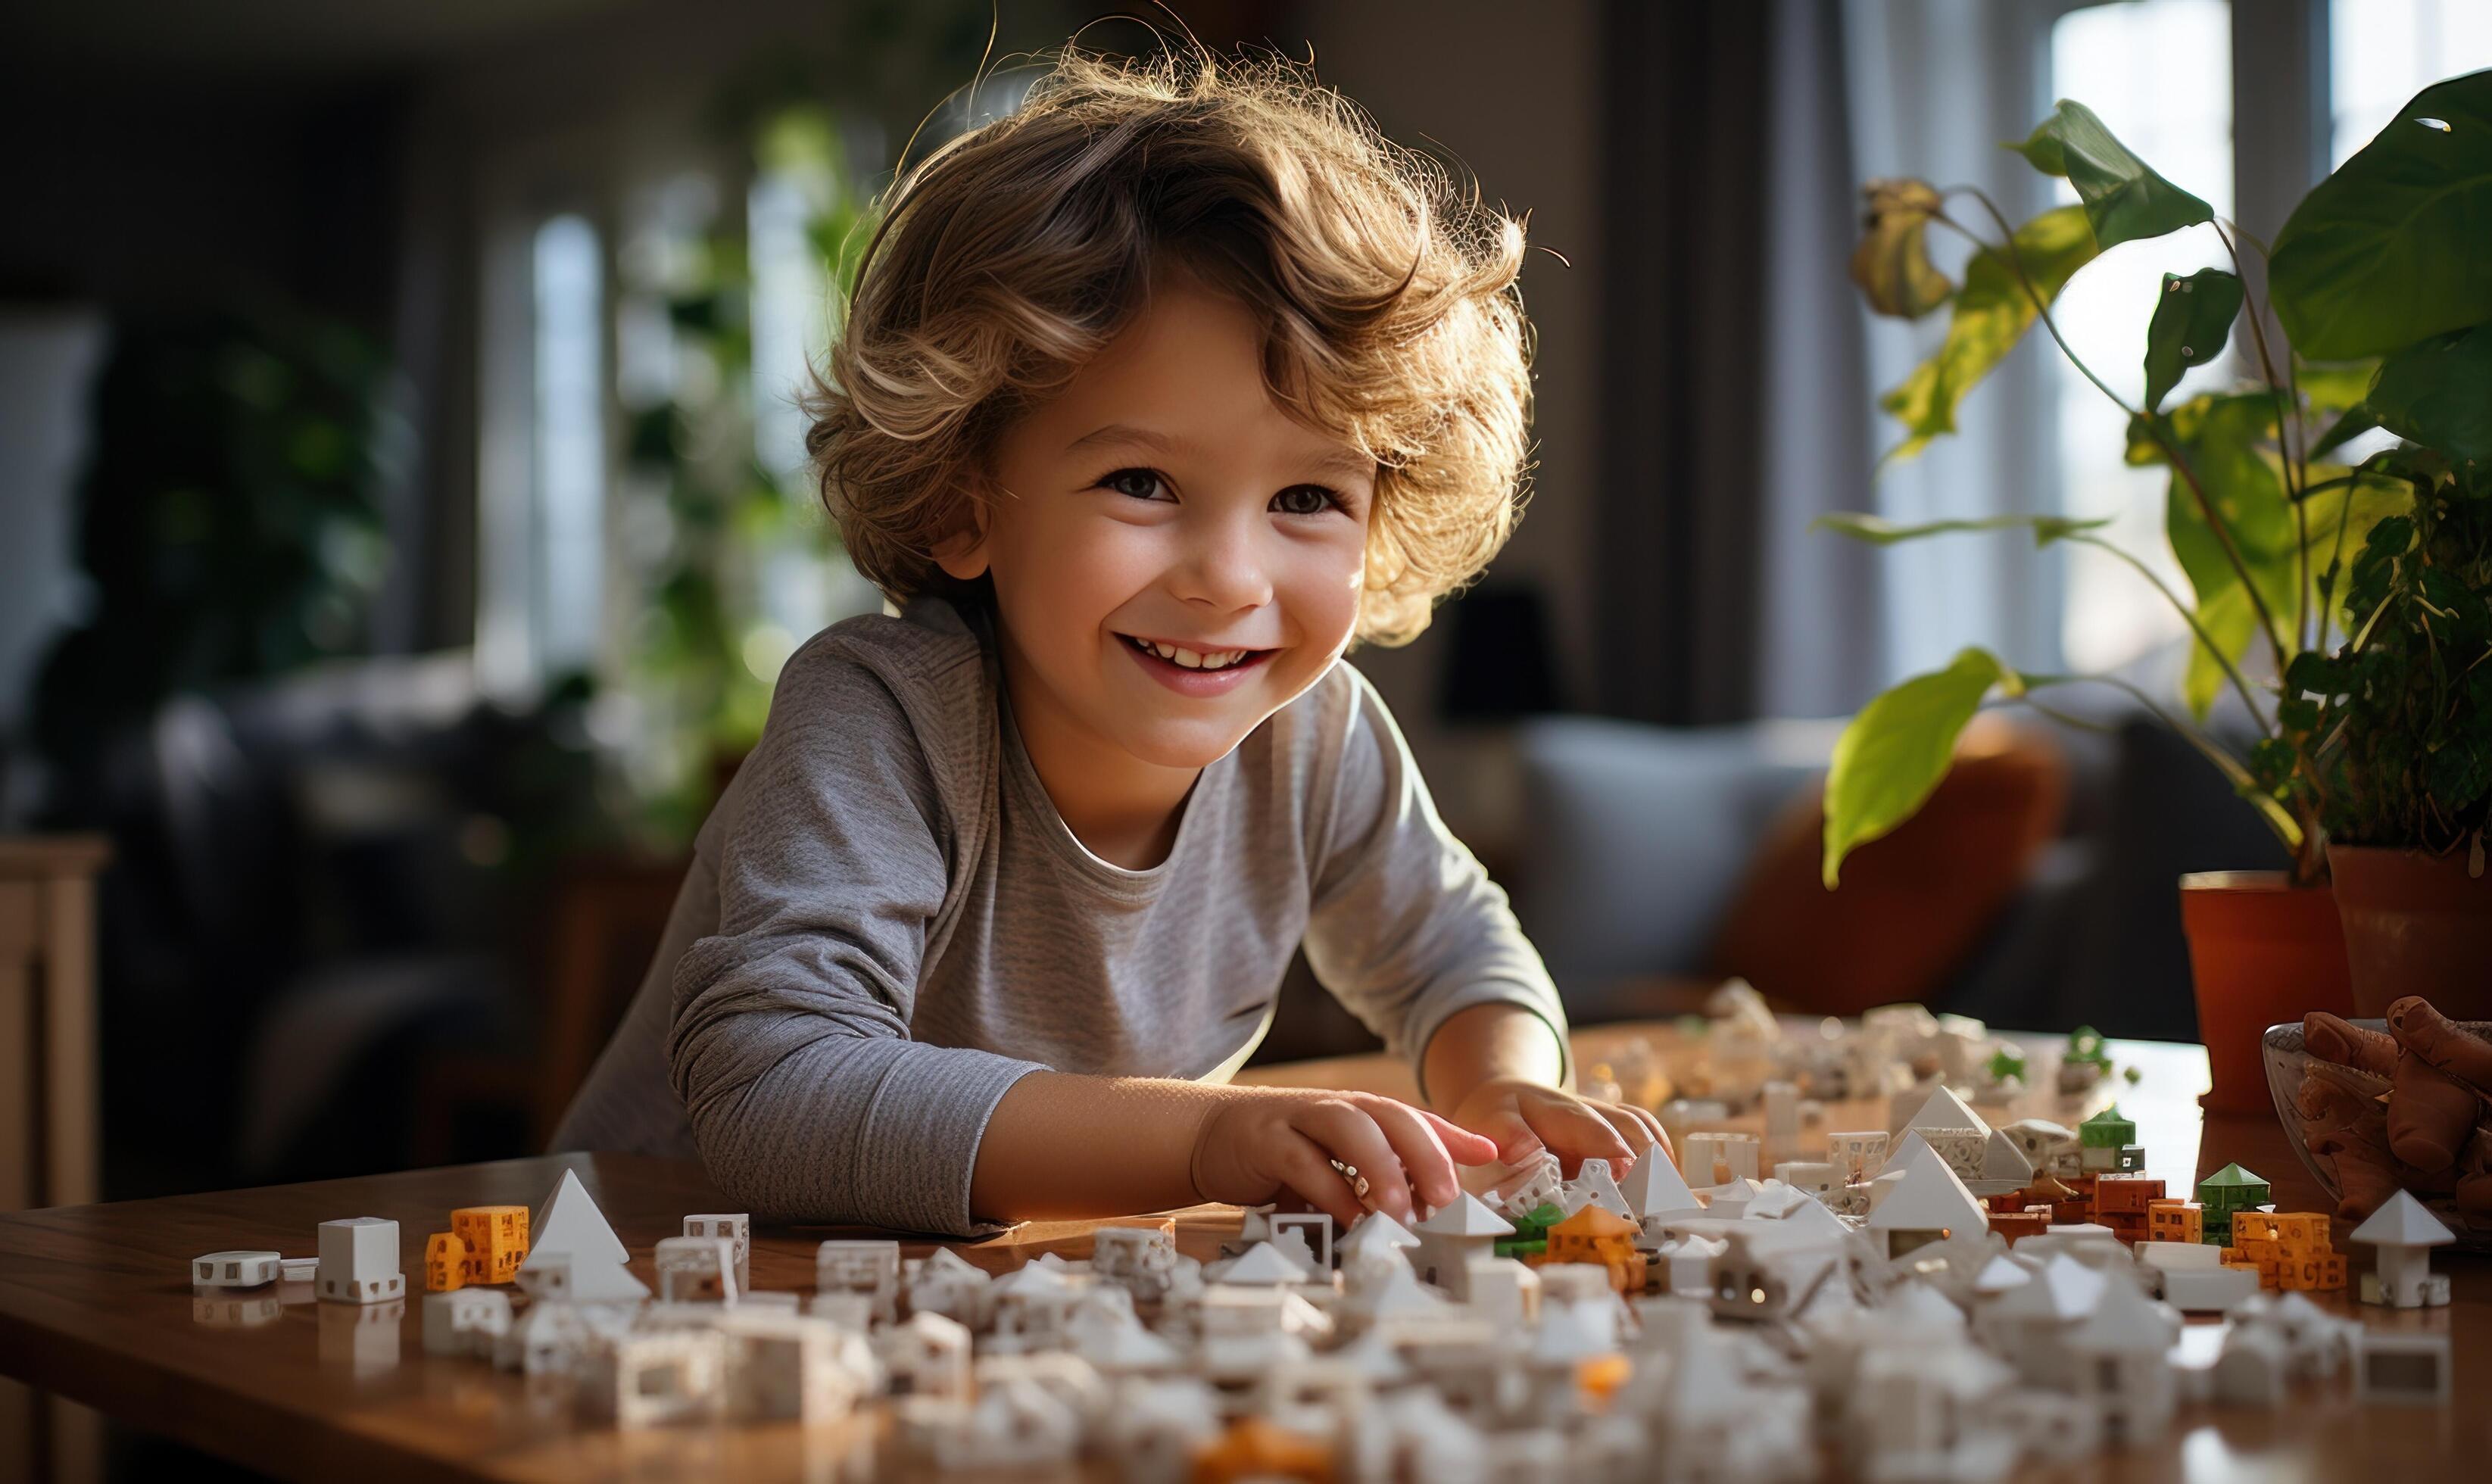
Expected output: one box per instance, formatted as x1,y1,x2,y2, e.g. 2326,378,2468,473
1411,1193,1513,1298
2351,1189,2454,1309
316,1217,404,1305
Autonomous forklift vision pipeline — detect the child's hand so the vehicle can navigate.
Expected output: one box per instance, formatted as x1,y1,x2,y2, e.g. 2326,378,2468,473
1191,1087,1502,1226
1446,1074,1669,1176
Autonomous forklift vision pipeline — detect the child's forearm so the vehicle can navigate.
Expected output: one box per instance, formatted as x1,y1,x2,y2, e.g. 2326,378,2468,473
968,1072,1228,1220
1421,1000,1569,1110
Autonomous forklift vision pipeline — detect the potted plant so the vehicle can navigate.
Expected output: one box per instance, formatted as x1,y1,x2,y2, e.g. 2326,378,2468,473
1818,74,2490,1105
2263,73,2492,1016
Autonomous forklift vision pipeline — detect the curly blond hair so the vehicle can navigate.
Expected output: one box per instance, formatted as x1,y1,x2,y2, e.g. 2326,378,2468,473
803,42,1535,647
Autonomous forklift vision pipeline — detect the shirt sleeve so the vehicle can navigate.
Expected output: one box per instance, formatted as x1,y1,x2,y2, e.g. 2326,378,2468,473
666,642,1045,1236
1298,662,1572,1101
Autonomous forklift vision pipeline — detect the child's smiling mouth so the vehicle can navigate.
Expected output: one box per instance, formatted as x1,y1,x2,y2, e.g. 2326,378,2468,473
1115,631,1277,694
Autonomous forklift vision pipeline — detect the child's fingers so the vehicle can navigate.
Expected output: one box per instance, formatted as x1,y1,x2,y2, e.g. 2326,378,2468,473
1525,1097,1634,1174
1361,1099,1465,1211
1414,1108,1506,1167
1455,1103,1544,1167
1268,1129,1370,1228
1595,1099,1664,1159
1290,1099,1414,1221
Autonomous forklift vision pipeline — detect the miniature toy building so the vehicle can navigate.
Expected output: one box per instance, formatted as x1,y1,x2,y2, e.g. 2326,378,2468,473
2146,1199,2204,1246
1269,1212,1335,1272
657,1235,741,1304
2356,1331,2453,1406
1536,1205,1645,1293
2193,1163,2269,1246
882,1310,973,1398
579,1330,725,1429
451,1205,529,1285
2139,1241,2257,1313
2351,1189,2454,1308
424,1232,467,1292
1681,1132,1761,1185
683,1213,751,1290
1411,1194,1513,1298
718,1311,877,1423
2076,1107,2135,1172
1095,1223,1184,1302
816,1239,903,1324
1901,1085,1988,1178
192,1251,280,1289
1827,1130,1890,1185
2222,1212,2344,1292
519,1173,647,1302
1563,1158,1636,1221
1868,1149,1986,1259
317,1217,405,1305
2091,1174,2165,1244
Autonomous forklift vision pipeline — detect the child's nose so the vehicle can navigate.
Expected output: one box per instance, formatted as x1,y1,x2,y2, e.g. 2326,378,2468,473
1174,506,1274,611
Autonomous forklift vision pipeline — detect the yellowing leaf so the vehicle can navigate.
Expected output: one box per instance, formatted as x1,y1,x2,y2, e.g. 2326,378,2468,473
1881,206,2100,463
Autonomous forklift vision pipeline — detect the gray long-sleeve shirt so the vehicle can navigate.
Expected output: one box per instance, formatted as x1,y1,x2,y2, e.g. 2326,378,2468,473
550,590,1568,1236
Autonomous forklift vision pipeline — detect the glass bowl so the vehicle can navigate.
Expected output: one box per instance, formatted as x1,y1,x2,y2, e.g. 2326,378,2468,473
2262,1018,2492,1249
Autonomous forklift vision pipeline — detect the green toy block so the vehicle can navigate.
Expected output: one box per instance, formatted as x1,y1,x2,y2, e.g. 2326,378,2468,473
2078,1105,2135,1149
2112,1144,2145,1173
1500,1203,1564,1252
2194,1162,2269,1212
1493,1238,1548,1261
2066,1025,2112,1069
1986,1048,2028,1083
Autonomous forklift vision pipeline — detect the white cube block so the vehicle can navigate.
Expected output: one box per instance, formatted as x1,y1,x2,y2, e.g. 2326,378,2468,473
423,1288,513,1356
2160,1266,2257,1314
192,1250,282,1288
317,1217,404,1304
2136,1240,2220,1272
684,1213,753,1290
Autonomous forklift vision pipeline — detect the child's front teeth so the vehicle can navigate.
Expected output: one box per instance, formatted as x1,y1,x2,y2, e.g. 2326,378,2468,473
1131,636,1249,670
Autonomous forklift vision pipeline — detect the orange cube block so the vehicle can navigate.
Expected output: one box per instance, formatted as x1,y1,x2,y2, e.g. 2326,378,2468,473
452,1205,530,1285
2094,1175,2166,1217
2147,1199,2204,1245
425,1232,467,1292
2267,1212,2328,1246
1988,1192,2028,1214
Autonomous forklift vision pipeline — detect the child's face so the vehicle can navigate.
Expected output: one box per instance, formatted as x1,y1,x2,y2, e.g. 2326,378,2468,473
937,274,1376,772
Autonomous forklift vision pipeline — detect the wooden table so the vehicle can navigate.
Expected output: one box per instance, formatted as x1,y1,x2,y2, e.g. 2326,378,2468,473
0,1024,2483,1480
0,834,110,1482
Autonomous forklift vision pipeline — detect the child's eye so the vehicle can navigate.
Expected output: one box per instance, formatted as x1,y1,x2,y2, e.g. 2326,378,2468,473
1273,485,1343,518
1096,467,1167,500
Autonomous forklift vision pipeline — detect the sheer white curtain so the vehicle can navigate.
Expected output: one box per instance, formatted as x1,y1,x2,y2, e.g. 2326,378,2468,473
1842,0,2067,685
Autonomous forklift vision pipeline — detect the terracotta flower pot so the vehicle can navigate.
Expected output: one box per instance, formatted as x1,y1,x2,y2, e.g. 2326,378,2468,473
2330,843,2492,1020
2179,871,2355,1112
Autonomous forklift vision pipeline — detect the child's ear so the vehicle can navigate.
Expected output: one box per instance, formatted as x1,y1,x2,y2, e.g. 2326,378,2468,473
930,491,993,581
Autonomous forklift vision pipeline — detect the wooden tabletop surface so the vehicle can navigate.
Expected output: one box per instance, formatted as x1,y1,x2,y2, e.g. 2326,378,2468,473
1,1021,2484,1481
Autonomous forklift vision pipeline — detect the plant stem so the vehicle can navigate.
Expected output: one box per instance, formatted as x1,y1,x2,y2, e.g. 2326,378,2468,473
2066,533,2273,734
2216,220,2310,653
1943,188,2292,693
2020,672,2305,853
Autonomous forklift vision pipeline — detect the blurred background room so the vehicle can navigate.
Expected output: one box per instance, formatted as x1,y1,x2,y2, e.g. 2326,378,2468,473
2,0,2486,1242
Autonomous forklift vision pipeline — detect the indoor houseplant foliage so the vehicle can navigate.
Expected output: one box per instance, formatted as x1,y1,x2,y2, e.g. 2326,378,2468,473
1818,78,2490,1103
2263,73,2492,1015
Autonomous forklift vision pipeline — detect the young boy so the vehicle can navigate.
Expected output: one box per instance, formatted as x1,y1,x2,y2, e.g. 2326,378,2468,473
554,45,1664,1236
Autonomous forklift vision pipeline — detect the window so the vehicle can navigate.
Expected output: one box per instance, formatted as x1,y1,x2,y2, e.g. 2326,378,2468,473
2048,0,2237,675
2330,0,2492,167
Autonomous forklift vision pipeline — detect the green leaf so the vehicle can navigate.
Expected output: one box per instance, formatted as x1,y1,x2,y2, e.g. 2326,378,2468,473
2308,404,2378,461
2143,269,2244,411
2008,101,2215,250
2295,358,2381,413
2183,584,2257,719
1851,179,1957,320
1880,206,2101,461
2369,323,2492,464
1822,648,2022,887
2149,394,2298,711
1811,512,2113,547
2269,70,2492,358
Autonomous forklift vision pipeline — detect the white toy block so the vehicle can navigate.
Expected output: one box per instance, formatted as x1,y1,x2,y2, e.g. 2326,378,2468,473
815,1239,902,1325
1269,1214,1332,1276
422,1287,512,1357
2135,1239,2218,1271
655,1235,741,1304
882,1310,973,1399
2356,1330,2452,1405
316,1217,404,1305
516,1252,573,1302
2350,1189,2456,1308
1762,1081,1799,1157
1411,1193,1513,1295
279,1256,317,1283
718,1310,878,1423
192,1250,281,1289
1093,1224,1181,1301
1826,1131,1888,1186
1461,1255,1541,1330
904,1247,993,1329
495,1300,585,1376
931,1376,1081,1470
1492,1150,1565,1217
1773,1161,1839,1199
681,1213,751,1291
738,1290,800,1312
2159,1266,2257,1314
520,1170,648,1303
809,1291,875,1330
579,1330,725,1428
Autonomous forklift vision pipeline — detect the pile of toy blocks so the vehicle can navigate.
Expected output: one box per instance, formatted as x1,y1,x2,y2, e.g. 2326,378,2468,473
2221,1211,2345,1292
